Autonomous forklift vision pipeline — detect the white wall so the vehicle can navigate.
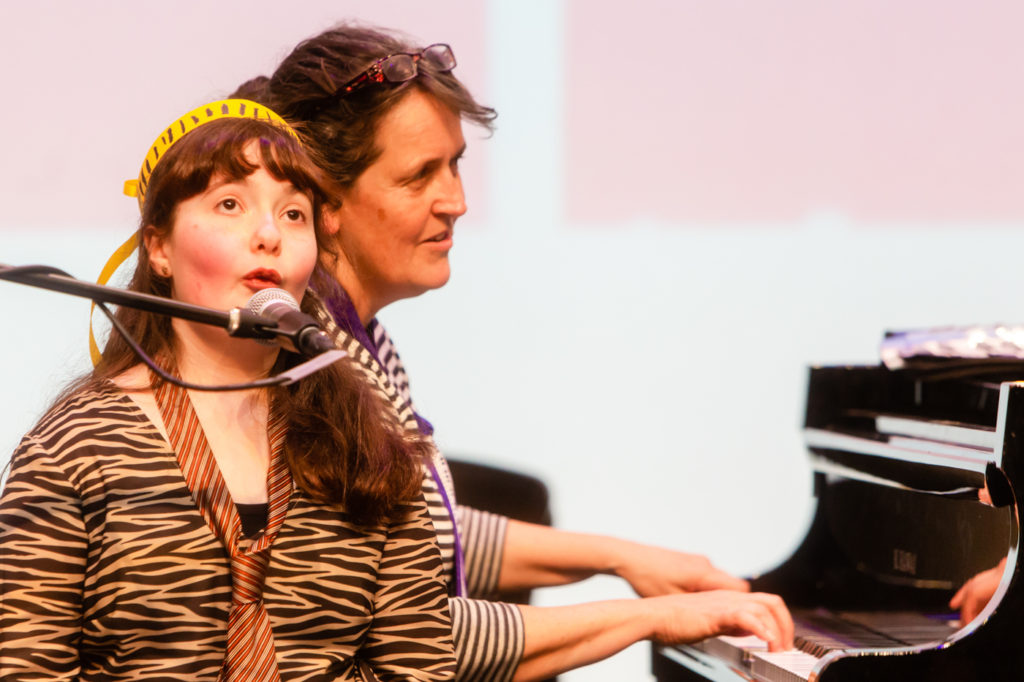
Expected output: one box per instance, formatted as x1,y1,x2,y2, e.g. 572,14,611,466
3,2,1024,679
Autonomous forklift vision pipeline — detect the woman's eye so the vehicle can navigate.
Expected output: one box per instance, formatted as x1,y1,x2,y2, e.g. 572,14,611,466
404,165,433,187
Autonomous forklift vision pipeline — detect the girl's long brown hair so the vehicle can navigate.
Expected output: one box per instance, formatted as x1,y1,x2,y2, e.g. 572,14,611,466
86,118,428,525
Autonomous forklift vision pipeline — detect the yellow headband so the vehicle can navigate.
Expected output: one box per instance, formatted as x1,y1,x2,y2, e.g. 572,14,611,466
90,99,299,365
122,98,298,210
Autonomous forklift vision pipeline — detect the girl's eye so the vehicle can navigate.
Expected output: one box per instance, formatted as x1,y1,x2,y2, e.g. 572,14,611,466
284,209,305,222
218,198,239,211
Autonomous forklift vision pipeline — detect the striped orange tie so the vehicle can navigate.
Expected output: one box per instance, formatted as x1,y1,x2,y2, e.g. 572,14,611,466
156,382,291,681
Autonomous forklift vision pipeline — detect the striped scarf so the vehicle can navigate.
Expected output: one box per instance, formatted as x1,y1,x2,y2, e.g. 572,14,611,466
154,381,290,681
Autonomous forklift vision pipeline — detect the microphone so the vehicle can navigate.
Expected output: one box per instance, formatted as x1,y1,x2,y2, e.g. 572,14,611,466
243,288,336,357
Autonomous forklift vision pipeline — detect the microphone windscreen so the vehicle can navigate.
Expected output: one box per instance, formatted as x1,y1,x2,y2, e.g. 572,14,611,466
244,288,300,346
244,287,300,316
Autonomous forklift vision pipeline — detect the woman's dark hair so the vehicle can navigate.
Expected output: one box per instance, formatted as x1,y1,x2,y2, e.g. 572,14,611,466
231,22,496,191
87,117,428,525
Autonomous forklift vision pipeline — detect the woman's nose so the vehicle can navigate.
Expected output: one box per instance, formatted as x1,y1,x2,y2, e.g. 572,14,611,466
252,212,282,254
436,172,467,218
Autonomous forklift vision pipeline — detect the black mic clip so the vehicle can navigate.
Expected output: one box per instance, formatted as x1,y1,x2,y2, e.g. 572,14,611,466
226,308,280,340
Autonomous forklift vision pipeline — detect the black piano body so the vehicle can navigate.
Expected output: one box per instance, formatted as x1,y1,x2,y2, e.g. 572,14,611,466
653,363,1024,681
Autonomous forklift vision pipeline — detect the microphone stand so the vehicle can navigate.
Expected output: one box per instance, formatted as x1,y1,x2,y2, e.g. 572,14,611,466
0,263,346,389
0,263,274,339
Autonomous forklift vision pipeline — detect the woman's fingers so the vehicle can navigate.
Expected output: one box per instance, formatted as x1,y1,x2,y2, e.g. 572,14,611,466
652,590,794,651
948,582,967,610
736,593,793,651
761,592,794,650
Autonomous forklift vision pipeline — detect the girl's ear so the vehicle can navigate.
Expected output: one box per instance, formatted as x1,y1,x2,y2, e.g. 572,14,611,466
144,225,172,278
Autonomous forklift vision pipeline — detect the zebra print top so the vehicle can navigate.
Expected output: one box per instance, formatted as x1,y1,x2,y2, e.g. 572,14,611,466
0,383,456,681
315,295,526,682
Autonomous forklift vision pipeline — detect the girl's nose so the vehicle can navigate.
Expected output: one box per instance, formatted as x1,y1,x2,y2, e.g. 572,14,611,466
252,212,282,254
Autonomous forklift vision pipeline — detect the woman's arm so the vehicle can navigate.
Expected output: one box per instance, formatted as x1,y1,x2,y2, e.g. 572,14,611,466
361,496,457,681
0,439,86,680
497,519,748,596
514,590,793,682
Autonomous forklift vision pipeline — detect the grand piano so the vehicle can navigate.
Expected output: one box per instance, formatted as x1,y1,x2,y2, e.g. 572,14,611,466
653,361,1024,681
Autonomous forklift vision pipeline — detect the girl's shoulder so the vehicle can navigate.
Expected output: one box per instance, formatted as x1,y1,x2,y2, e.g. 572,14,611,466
23,376,153,452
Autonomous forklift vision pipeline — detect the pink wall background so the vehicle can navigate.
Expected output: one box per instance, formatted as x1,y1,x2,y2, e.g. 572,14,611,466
566,0,1024,223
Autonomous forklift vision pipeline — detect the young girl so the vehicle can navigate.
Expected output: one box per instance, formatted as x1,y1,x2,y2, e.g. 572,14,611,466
0,101,455,681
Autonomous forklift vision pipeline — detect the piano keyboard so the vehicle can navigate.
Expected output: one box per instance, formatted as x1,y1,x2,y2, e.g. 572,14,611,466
702,635,819,681
793,609,957,655
688,610,960,681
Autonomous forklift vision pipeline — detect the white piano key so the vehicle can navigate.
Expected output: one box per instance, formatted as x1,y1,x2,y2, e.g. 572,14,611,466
750,649,821,681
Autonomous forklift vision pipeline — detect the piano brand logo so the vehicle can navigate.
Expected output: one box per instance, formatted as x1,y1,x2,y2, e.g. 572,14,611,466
893,548,917,575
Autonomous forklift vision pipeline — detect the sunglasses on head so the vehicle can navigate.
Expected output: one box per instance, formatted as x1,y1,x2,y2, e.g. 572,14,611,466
337,43,456,97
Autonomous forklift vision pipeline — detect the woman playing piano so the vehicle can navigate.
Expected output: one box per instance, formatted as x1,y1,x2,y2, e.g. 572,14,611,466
231,22,795,680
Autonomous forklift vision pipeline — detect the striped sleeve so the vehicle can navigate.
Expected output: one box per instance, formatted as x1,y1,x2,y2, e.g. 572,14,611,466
0,435,86,680
361,497,457,680
455,506,509,600
449,598,524,682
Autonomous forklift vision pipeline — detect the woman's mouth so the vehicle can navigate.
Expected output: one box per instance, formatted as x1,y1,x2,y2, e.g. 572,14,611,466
243,268,283,289
423,230,452,245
